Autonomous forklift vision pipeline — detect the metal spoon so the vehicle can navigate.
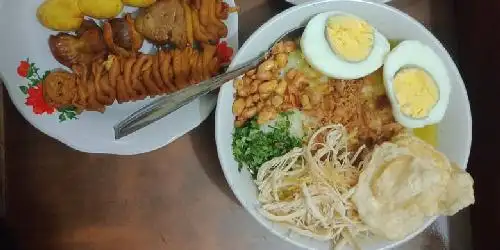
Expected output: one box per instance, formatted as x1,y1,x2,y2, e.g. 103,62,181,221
114,26,305,140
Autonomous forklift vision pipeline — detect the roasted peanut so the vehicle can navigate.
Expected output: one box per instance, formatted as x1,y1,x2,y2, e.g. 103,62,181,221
275,53,288,68
258,59,276,72
245,69,256,76
301,94,312,110
271,95,284,107
245,96,254,107
237,87,250,97
257,106,278,124
256,71,273,81
249,80,260,94
265,99,272,106
234,78,243,90
232,98,245,115
242,106,258,119
286,69,298,81
252,94,260,102
272,41,285,54
284,41,297,53
243,75,253,85
235,78,250,97
257,101,264,110
258,80,278,94
275,80,287,95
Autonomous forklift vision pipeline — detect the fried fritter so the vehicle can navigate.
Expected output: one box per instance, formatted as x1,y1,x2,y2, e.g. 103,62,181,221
77,0,123,19
37,0,83,31
103,14,144,57
48,19,107,68
42,71,78,108
135,0,188,47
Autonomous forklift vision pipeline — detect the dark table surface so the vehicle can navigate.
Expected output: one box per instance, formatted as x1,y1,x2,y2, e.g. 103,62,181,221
2,0,489,249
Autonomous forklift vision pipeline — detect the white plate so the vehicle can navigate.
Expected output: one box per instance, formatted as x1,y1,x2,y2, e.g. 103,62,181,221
286,0,392,5
0,0,238,155
215,0,471,249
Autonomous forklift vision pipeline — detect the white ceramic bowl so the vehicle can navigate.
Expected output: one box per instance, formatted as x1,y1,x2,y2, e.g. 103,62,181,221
286,0,392,5
215,0,472,249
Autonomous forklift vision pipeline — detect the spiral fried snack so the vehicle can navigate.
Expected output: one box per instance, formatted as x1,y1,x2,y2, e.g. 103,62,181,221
42,44,221,112
189,0,231,43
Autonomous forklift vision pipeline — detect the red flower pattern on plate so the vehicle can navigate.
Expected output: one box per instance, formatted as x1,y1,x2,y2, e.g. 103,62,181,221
25,85,55,115
17,59,78,121
17,60,30,78
217,41,234,65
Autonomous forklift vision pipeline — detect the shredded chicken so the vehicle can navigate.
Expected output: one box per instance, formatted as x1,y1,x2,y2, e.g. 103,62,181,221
256,124,370,248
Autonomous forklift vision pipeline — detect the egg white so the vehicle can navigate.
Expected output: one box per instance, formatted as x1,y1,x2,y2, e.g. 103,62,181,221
300,11,390,80
383,40,451,128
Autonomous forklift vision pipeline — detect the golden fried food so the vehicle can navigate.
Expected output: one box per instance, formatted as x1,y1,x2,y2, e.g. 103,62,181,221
158,50,177,92
190,0,201,9
192,9,214,42
182,1,195,46
208,0,227,37
37,0,83,31
122,0,157,7
135,0,187,47
108,15,144,51
133,0,232,45
199,0,227,38
77,0,123,19
48,20,107,68
43,71,78,108
42,46,221,111
103,14,144,57
189,0,231,42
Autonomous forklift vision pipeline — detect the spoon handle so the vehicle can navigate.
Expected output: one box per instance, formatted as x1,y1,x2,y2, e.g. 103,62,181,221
113,52,265,139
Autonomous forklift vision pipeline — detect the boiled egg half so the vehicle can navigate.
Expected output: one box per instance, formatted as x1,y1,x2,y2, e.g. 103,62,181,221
301,12,390,80
383,40,451,128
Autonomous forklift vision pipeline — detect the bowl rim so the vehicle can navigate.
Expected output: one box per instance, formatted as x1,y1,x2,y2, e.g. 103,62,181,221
215,0,472,249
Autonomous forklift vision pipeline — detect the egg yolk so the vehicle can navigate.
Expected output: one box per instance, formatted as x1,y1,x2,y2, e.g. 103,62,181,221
325,15,374,62
393,67,439,118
